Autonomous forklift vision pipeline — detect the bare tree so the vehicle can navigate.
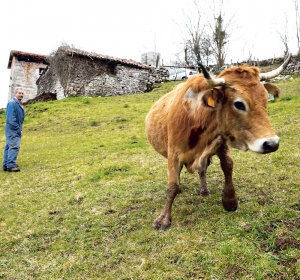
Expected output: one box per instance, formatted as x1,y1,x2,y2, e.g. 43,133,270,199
276,13,290,57
180,0,235,72
207,0,236,70
201,35,214,66
211,13,228,69
182,0,206,70
294,0,300,56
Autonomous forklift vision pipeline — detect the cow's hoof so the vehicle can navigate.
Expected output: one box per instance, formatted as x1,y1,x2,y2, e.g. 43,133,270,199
222,197,238,211
152,216,171,230
200,188,210,196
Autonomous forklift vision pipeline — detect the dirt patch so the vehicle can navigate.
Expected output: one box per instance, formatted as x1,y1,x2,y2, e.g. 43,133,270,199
23,92,57,105
264,218,300,232
224,265,245,278
261,219,300,254
275,235,300,251
291,203,300,211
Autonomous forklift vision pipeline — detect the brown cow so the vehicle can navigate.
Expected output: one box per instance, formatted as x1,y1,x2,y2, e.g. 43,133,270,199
146,54,291,230
264,82,280,99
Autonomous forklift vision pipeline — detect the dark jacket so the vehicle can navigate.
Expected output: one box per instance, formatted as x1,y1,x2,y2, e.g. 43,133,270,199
6,97,25,134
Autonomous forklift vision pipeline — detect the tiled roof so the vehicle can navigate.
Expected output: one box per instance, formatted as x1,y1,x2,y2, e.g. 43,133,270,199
7,50,49,68
59,46,151,69
8,47,151,70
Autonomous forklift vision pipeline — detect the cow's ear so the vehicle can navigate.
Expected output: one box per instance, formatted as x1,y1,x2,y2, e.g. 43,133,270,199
202,88,224,108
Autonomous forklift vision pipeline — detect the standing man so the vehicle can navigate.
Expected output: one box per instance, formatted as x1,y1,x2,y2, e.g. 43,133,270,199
2,87,25,172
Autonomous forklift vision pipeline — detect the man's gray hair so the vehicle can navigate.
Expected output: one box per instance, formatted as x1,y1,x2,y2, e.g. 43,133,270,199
14,87,24,94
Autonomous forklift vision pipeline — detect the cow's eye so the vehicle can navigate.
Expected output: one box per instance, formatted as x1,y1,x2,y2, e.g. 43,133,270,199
234,101,246,111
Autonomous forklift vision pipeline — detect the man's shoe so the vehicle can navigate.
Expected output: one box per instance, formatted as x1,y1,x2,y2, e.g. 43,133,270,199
2,166,7,171
7,167,20,172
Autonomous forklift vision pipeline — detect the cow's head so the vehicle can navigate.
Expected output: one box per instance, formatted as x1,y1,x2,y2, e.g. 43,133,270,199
198,54,291,154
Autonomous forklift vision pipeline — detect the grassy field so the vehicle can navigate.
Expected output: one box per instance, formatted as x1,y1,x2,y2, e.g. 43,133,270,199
0,77,299,279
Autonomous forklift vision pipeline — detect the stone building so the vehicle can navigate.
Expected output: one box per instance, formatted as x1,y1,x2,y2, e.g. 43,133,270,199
7,50,49,103
141,51,161,67
37,46,153,99
6,46,170,104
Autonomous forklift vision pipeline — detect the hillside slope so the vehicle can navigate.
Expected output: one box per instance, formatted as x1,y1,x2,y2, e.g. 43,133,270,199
0,79,299,279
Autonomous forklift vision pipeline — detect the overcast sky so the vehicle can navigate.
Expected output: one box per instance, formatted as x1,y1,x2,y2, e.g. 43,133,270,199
0,0,297,108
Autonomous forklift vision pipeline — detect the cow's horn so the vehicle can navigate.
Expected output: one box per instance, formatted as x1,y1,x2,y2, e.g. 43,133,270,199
199,63,225,87
259,53,292,81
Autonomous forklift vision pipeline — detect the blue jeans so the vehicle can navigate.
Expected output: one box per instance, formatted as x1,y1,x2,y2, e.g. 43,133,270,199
2,127,21,169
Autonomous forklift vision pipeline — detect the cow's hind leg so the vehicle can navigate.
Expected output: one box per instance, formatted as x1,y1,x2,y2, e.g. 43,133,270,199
217,144,238,211
198,157,211,196
153,157,182,230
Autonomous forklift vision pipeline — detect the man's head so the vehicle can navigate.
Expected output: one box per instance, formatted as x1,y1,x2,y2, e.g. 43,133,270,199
14,87,24,102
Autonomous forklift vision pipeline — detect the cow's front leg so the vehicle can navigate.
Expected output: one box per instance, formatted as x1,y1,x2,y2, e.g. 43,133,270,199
153,156,182,230
152,182,182,229
217,144,238,211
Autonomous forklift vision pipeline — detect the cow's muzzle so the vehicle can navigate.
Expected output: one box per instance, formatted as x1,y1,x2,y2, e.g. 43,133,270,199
262,138,280,153
248,136,280,154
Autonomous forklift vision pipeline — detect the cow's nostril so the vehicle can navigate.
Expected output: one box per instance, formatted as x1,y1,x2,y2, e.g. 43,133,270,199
263,140,279,153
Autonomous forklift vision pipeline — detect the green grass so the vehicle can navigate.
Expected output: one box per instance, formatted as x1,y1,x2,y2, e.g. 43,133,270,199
0,79,299,279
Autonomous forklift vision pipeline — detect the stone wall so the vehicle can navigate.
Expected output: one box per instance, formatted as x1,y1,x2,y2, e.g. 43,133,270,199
208,55,300,77
37,48,170,99
73,64,151,97
37,67,65,100
245,56,300,77
224,56,300,75
284,57,300,74
147,67,170,90
38,62,151,98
